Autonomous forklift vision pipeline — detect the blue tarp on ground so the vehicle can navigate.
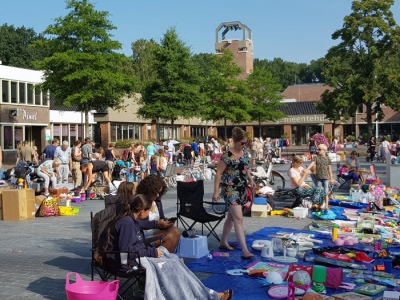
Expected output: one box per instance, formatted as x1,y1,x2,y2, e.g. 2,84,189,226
193,226,400,300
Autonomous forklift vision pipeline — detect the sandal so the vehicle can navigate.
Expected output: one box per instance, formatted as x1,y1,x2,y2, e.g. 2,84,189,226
241,252,255,259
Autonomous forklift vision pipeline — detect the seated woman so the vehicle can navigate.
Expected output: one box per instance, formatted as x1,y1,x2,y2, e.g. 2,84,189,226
98,194,233,300
346,151,361,176
339,164,361,184
104,181,136,207
136,175,181,253
288,156,325,208
37,158,61,197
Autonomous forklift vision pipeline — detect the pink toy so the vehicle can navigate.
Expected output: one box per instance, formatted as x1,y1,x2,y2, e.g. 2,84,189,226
334,238,344,246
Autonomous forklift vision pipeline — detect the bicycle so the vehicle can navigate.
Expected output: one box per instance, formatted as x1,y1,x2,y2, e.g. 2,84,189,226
251,161,285,190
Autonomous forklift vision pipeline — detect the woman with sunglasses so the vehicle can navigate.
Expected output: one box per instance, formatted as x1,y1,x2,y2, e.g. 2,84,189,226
213,127,257,259
288,155,325,207
346,151,361,176
136,175,181,253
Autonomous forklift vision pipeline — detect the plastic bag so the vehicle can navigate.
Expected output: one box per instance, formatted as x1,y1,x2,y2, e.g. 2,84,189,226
59,206,80,216
39,199,59,217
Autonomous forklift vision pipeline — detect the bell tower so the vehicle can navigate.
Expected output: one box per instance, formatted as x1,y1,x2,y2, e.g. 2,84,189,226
215,21,253,79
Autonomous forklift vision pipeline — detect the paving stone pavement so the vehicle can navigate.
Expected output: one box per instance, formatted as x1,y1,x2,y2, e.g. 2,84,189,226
0,161,387,299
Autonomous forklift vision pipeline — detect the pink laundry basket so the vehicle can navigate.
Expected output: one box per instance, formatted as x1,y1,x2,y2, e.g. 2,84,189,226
65,272,119,300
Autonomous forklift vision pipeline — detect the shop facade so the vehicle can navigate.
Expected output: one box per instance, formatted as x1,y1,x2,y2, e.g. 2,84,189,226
0,65,49,163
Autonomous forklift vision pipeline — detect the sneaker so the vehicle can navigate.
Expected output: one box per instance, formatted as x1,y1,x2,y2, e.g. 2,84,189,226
109,184,117,194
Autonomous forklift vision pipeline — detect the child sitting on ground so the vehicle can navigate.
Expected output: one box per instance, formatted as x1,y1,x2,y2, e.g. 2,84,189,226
339,164,361,184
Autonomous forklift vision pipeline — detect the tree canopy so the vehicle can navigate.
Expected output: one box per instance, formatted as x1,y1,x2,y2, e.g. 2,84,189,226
247,68,286,134
137,27,203,133
0,24,50,68
203,49,252,139
33,0,135,136
131,38,160,93
317,0,400,137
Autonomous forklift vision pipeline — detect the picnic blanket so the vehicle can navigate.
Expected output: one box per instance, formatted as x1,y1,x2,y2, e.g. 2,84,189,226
187,227,400,300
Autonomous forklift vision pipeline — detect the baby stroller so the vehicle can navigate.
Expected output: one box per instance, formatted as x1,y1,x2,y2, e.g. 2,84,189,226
111,164,125,182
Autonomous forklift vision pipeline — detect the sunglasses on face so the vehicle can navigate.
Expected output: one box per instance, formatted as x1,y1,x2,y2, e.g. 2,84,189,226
239,141,247,145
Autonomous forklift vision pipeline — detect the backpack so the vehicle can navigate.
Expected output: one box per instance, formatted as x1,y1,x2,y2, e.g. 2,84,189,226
121,148,130,162
15,161,30,179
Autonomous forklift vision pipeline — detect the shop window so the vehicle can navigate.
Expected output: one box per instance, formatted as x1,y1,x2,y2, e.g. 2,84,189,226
27,84,34,104
2,80,9,103
4,126,13,149
11,82,17,103
15,127,23,147
122,125,128,140
70,125,77,145
62,125,68,142
53,125,61,141
134,125,140,139
19,83,26,104
77,125,83,142
128,125,134,140
35,87,41,105
111,124,117,142
43,91,49,106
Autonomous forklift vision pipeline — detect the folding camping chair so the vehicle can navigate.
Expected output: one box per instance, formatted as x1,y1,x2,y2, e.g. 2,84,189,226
185,158,207,180
337,173,353,189
162,163,177,189
176,180,227,242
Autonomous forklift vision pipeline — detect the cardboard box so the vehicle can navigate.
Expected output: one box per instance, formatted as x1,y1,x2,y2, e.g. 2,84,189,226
0,187,12,220
35,195,46,216
0,191,2,220
251,204,268,217
2,190,27,221
25,189,36,219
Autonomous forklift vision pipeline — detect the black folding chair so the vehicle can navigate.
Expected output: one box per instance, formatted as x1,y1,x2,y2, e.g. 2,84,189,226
176,180,226,242
337,174,352,189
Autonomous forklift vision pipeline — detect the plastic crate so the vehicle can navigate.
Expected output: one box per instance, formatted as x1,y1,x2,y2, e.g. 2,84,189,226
175,235,209,259
293,207,308,218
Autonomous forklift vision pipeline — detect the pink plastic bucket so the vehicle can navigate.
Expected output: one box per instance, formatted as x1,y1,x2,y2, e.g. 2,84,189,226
65,272,119,300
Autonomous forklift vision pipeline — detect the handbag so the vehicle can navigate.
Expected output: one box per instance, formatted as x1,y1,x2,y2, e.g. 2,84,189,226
367,148,371,154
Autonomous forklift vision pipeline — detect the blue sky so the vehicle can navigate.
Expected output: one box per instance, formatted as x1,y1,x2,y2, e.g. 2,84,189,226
2,0,399,64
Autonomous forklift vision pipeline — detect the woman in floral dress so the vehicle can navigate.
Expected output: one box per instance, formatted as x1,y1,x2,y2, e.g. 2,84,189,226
213,127,257,259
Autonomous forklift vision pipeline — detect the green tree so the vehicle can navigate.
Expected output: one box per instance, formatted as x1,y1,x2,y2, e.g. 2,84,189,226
137,28,203,139
33,0,135,137
254,58,301,89
317,0,400,137
204,48,252,139
0,24,50,68
131,38,160,93
192,53,214,82
247,68,286,135
298,58,327,84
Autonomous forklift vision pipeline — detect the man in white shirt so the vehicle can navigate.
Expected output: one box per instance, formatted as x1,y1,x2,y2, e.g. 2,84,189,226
167,140,175,153
54,141,72,184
